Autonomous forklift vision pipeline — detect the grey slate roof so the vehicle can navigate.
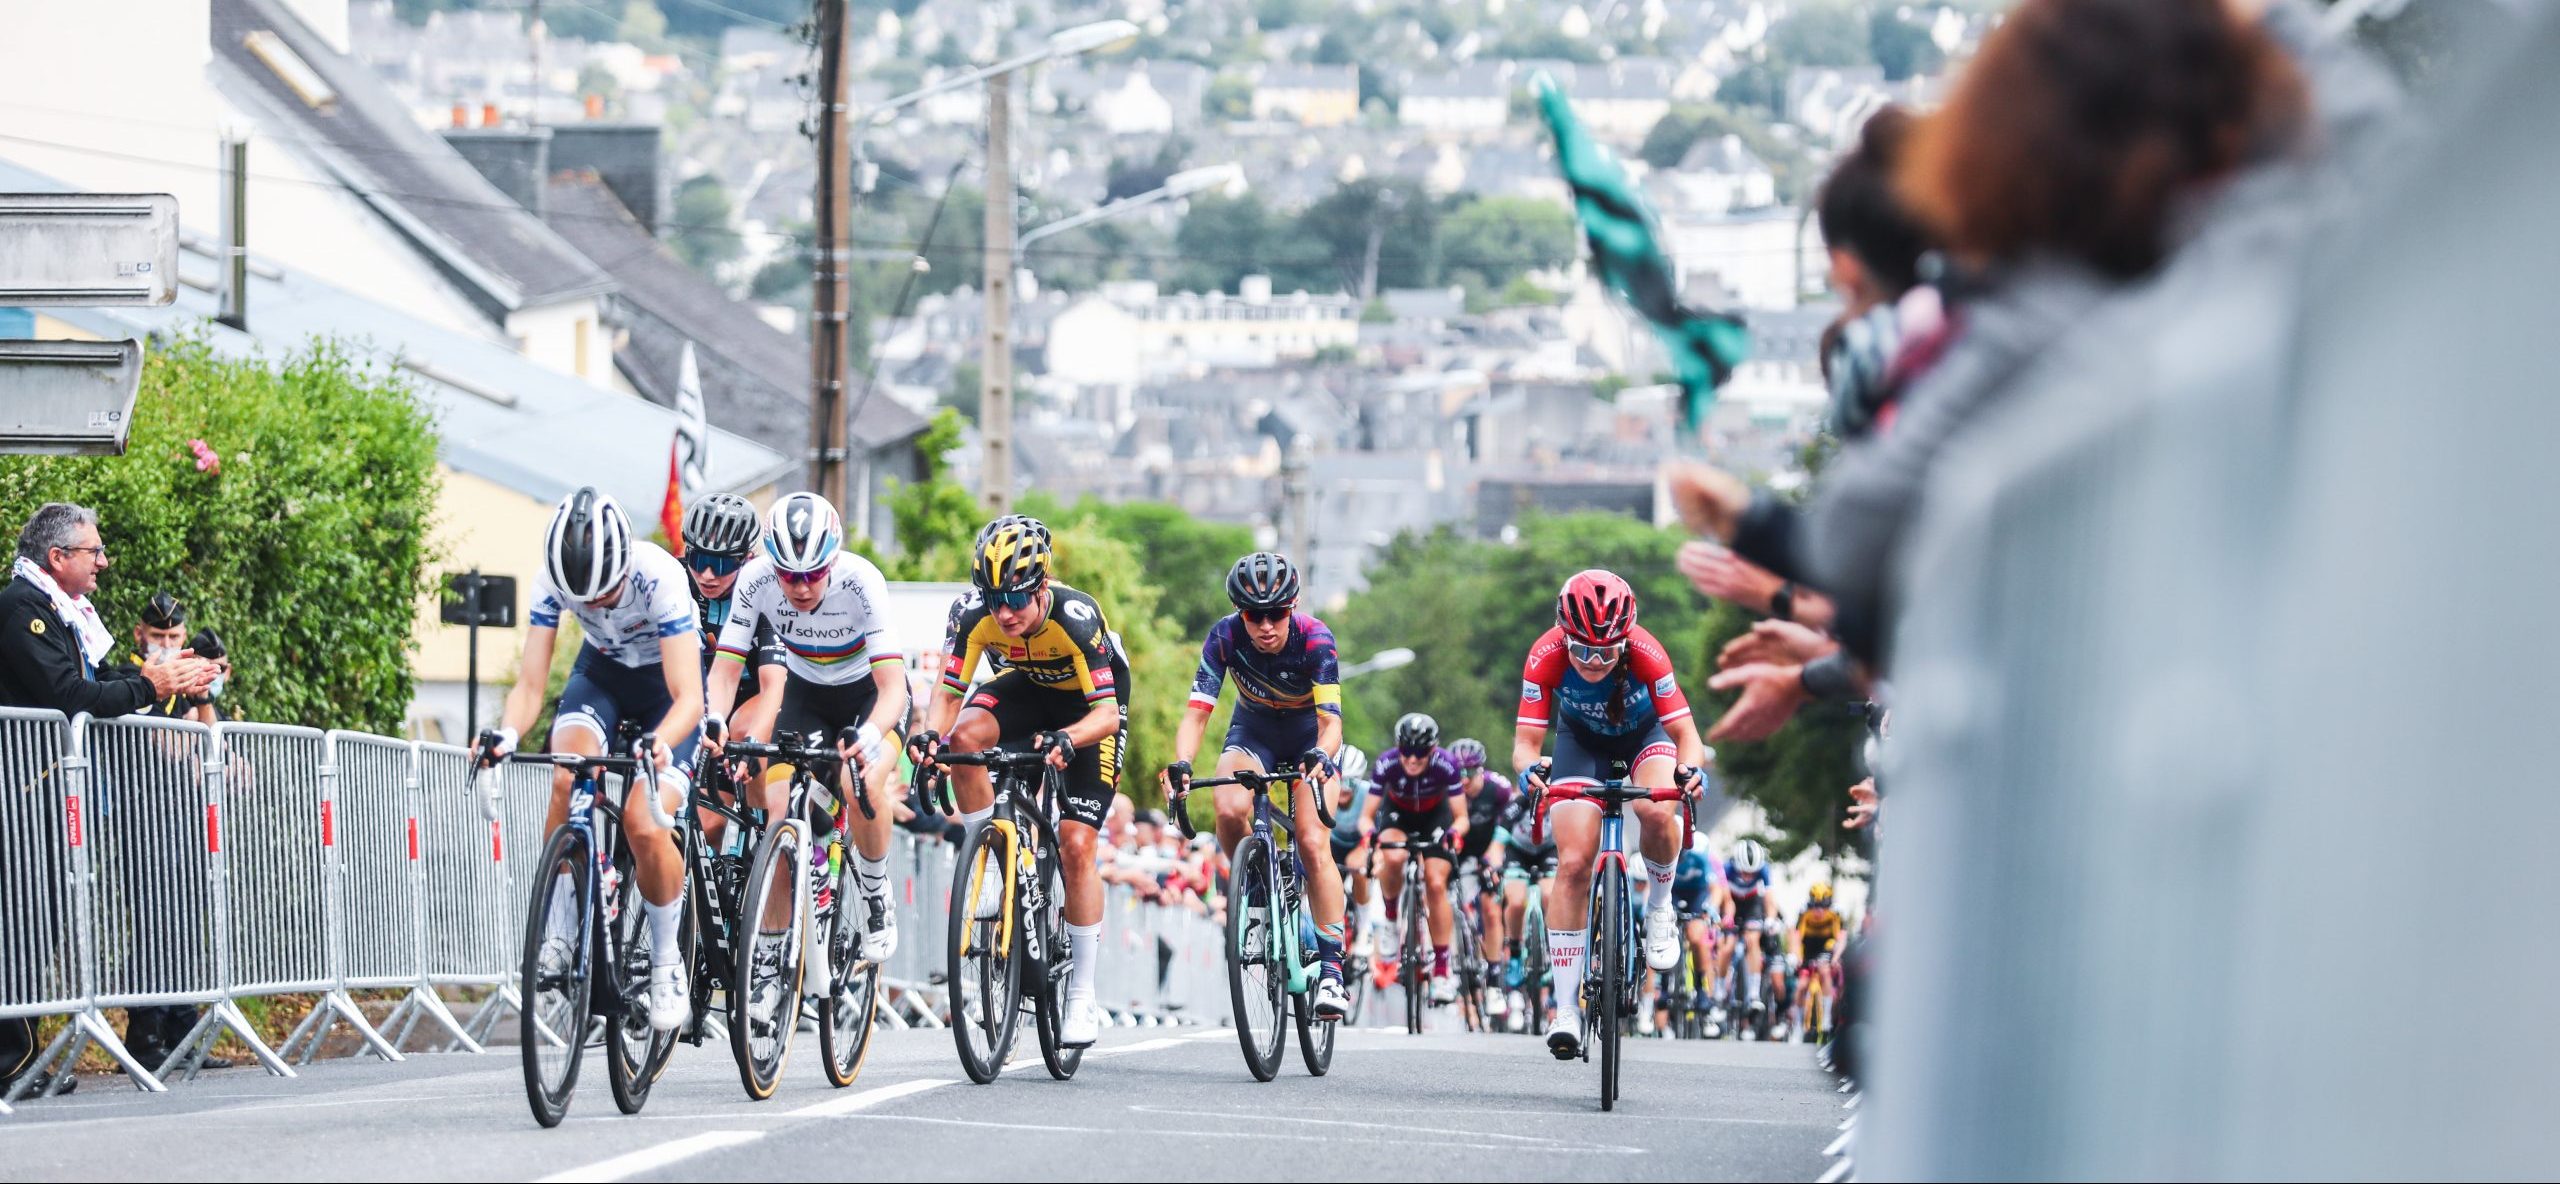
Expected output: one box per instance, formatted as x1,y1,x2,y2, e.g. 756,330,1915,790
209,0,615,318
542,174,929,455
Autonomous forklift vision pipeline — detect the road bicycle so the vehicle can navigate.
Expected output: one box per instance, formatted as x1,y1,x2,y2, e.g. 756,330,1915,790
1506,858,1551,1036
481,721,688,1128
1538,777,1693,1112
1182,767,1337,1082
1373,831,1453,1036
914,746,1081,1084
1797,948,1838,1046
711,729,879,1099
1451,860,1497,1034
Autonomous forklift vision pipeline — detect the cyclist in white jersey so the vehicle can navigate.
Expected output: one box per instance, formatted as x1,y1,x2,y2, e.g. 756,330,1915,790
702,492,910,963
474,488,702,1030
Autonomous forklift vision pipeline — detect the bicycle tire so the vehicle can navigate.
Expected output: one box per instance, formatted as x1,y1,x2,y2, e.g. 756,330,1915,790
1294,981,1335,1076
819,880,881,1088
605,865,682,1113
1227,834,1287,1082
1401,877,1426,1036
728,817,807,1100
947,819,1022,1085
1596,871,1624,1111
519,827,593,1129
1033,854,1083,1081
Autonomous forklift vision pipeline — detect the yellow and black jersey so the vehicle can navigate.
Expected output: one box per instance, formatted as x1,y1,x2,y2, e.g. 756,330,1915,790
940,582,1123,706
1797,906,1845,952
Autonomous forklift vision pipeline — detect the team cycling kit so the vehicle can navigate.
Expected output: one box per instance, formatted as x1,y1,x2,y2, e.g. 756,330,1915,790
1516,624,1694,787
529,540,702,783
1498,788,1557,877
694,577,786,715
718,551,906,743
1724,860,1771,928
1188,611,1342,771
941,582,1130,829
1372,748,1466,840
1456,772,1516,865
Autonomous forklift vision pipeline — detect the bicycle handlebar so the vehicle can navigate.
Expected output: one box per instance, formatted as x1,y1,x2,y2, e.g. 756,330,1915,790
908,745,1062,820
1182,766,1339,831
500,746,679,831
718,728,878,820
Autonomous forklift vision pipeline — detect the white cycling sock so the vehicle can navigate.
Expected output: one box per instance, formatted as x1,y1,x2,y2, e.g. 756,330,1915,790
1646,859,1677,910
853,849,891,904
1067,921,1103,1002
544,873,577,941
643,896,683,967
1548,927,1587,1025
960,805,994,831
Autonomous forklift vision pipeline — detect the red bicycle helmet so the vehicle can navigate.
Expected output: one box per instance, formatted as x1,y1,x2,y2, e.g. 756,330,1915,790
1557,569,1637,646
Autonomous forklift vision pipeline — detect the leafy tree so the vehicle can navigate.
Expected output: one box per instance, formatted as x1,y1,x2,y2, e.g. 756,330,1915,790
1060,500,1255,639
1356,63,1399,116
1203,73,1254,121
0,336,440,733
1439,195,1575,289
942,360,982,423
616,0,668,48
1770,4,1868,68
1493,27,1604,63
669,174,742,276
1293,178,1443,294
1171,191,1274,293
1104,140,1187,202
1717,58,1787,116
1311,29,1355,64
1868,10,1945,81
866,409,979,580
1693,600,1865,862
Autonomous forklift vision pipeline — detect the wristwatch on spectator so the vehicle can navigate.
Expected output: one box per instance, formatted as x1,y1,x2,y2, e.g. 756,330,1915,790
1770,581,1796,623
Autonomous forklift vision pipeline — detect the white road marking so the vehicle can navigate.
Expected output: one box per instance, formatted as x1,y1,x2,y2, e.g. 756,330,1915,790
788,1076,954,1118
836,1111,1647,1154
1078,1037,1185,1058
534,1129,765,1183
1824,1129,1854,1157
1815,1155,1856,1183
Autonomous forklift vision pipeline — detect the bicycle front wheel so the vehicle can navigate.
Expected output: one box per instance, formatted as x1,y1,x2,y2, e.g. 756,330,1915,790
1032,862,1082,1081
819,879,881,1088
1226,834,1286,1082
1595,871,1625,1111
605,863,684,1113
519,827,593,1129
947,820,1022,1084
1294,983,1335,1077
1401,881,1427,1036
729,818,807,1100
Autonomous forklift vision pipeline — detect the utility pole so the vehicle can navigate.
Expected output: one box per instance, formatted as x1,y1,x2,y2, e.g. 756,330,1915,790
528,0,542,123
981,70,1015,514
1359,186,1400,303
808,0,853,506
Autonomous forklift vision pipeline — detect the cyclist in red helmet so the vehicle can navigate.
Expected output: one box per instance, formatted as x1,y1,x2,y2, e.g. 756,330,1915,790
1512,569,1707,1061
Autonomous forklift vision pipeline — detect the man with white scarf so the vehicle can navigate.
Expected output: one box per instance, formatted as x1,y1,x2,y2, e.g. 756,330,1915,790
0,501,215,1097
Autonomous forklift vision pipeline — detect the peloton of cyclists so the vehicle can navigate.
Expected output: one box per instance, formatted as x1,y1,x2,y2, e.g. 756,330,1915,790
1361,712,1467,1004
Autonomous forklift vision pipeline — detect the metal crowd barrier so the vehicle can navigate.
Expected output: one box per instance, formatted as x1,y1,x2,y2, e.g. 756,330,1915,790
0,717,1242,1107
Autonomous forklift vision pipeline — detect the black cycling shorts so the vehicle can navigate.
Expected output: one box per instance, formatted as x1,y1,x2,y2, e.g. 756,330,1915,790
1728,893,1766,930
1376,798,1454,849
775,672,889,744
1547,719,1678,789
962,669,1121,830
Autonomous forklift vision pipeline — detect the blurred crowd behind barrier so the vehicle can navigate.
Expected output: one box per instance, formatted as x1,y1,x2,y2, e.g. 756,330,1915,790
0,708,1231,1106
1864,3,2559,1178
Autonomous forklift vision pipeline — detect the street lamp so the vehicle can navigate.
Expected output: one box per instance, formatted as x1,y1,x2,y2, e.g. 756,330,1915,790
1017,164,1247,253
1341,648,1416,680
850,19,1140,194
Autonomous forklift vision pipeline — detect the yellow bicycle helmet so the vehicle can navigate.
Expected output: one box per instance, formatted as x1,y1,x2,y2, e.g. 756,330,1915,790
972,515,1054,595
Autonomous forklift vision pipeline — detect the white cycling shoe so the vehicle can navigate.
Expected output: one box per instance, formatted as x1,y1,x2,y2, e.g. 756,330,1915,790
646,962,690,1032
1644,905,1682,971
1429,971,1457,1004
1060,995,1103,1048
1312,976,1350,1021
861,890,899,965
1486,988,1509,1018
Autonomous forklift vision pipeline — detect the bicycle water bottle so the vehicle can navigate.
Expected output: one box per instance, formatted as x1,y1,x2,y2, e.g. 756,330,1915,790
601,863,623,924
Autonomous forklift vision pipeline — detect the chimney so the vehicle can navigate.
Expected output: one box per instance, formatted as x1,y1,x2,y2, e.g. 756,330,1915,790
584,93,605,120
218,134,249,331
442,124,554,216
450,102,468,128
547,124,668,232
481,102,501,128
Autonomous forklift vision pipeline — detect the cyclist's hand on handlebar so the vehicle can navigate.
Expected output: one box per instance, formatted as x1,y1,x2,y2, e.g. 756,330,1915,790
1162,759,1193,798
1296,747,1334,783
701,714,727,756
1520,760,1551,795
634,733,669,771
1035,730,1075,768
839,722,891,772
906,728,942,769
473,726,519,769
1676,764,1706,798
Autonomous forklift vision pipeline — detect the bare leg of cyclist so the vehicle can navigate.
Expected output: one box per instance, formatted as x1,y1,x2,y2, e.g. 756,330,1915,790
1209,748,1258,857
841,752,904,961
1059,816,1104,1040
945,708,1001,820
1376,835,1409,981
1543,800,1601,1056
1425,855,1455,987
1291,774,1349,1004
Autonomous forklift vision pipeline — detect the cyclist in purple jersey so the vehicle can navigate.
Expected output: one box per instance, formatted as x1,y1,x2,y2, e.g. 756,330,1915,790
1448,738,1515,1018
1359,714,1468,1003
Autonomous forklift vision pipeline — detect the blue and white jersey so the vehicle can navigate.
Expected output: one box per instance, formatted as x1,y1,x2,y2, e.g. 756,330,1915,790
529,540,698,668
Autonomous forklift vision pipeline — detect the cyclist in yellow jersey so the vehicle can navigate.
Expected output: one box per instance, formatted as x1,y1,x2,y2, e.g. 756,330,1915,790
909,516,1127,1048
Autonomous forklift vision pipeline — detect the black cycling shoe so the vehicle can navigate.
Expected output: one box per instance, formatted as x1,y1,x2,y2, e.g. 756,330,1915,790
1545,1029,1580,1061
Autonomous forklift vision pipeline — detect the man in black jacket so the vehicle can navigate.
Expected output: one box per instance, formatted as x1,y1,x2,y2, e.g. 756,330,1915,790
0,502,215,1096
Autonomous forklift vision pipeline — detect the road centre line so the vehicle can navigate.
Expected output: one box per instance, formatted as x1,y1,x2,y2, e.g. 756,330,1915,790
788,1076,955,1118
831,1111,1648,1154
534,1129,766,1183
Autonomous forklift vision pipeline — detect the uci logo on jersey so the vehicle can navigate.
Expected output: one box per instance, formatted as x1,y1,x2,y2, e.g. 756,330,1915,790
1653,674,1677,698
1520,680,1543,702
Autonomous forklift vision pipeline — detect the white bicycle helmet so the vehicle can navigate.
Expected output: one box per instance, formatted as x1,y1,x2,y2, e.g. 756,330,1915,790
544,487,633,602
1336,744,1370,783
764,492,843,574
1729,838,1769,875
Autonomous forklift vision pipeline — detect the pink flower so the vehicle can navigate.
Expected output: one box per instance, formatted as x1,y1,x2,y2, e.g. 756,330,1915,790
188,438,221,474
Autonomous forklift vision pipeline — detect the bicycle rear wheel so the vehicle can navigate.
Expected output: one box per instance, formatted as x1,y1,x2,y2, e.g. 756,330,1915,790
1227,834,1287,1082
947,819,1022,1084
519,827,593,1129
605,864,684,1113
819,877,881,1088
729,818,807,1100
1595,871,1625,1111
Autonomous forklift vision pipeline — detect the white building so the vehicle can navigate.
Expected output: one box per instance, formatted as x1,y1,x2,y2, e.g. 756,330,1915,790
1046,277,1361,384
1399,64,1509,137
1664,207,1822,311
1090,68,1176,135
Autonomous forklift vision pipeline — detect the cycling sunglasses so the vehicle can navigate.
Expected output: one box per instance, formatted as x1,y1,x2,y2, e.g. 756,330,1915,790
1566,639,1626,665
686,552,745,577
777,565,830,587
1240,605,1294,626
989,585,1040,610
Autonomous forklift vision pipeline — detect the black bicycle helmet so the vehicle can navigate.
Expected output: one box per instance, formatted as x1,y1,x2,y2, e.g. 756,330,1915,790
681,493,760,557
1225,551,1301,612
1393,712,1438,757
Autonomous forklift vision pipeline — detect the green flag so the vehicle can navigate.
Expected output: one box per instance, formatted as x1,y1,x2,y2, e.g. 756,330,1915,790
1533,72,1750,431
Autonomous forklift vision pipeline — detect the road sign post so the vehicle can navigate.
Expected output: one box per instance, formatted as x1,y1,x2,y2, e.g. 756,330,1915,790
440,571,517,743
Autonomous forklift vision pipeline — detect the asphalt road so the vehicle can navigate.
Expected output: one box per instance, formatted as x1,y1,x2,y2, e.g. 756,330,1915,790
0,1011,1846,1182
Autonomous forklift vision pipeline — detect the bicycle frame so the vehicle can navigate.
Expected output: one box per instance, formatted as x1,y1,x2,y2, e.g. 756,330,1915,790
1189,770,1326,996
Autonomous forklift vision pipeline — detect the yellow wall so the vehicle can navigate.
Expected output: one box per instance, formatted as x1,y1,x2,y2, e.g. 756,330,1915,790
413,465,552,683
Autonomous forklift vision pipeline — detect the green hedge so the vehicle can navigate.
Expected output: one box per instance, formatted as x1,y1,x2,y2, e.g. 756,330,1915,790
0,335,440,733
